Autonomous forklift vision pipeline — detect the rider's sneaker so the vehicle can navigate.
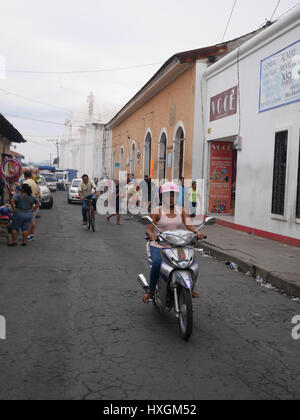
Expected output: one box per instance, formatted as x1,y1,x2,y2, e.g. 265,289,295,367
27,235,33,242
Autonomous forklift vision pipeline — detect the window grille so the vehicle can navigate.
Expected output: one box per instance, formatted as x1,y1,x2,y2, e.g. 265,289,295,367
272,131,288,216
296,140,300,219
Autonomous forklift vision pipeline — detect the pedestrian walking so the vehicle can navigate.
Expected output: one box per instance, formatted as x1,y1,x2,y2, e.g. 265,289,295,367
23,171,39,241
188,181,201,218
9,184,39,247
107,180,121,225
177,176,187,209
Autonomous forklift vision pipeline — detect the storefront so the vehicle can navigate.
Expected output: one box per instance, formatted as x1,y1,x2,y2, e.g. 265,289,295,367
208,140,237,216
200,8,300,245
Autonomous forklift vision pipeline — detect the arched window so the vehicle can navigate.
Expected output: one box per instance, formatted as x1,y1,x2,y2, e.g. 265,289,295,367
144,132,152,177
173,125,185,180
130,142,136,175
120,147,124,171
158,132,167,180
111,150,116,179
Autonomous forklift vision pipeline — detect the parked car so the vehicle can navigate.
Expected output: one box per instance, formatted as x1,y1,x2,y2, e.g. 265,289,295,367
39,176,54,209
42,172,57,192
68,179,81,204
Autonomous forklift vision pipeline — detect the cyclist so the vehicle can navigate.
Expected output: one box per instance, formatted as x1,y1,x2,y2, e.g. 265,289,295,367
78,175,98,225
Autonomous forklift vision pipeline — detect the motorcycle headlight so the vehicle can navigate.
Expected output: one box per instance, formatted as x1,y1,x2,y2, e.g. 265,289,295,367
164,234,184,246
165,234,195,246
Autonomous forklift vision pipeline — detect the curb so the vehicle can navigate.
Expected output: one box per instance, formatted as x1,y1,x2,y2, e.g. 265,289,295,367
200,241,300,299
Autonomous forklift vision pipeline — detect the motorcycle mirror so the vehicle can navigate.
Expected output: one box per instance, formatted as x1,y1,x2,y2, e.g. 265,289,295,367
141,216,154,225
205,217,216,226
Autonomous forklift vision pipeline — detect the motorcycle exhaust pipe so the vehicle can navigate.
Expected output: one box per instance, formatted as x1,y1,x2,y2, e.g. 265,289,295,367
137,274,149,291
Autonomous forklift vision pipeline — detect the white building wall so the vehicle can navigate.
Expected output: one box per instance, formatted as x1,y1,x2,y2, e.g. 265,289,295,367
61,114,108,179
202,8,300,240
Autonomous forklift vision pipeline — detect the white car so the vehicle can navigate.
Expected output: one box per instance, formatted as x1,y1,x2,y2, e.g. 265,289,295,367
42,172,57,192
68,179,81,204
39,176,54,209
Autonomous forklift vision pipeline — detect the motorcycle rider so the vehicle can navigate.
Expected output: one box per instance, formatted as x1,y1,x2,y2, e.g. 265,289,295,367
143,182,205,304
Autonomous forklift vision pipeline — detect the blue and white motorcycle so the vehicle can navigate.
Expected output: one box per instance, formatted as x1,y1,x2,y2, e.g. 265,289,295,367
138,216,216,341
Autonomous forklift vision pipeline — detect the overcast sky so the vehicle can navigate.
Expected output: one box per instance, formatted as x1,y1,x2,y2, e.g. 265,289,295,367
0,0,299,162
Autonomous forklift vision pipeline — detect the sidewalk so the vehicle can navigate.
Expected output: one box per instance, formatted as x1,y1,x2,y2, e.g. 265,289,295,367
200,224,300,298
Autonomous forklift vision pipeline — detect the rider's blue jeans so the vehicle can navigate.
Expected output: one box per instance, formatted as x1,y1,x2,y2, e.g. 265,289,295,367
150,246,162,293
82,195,97,222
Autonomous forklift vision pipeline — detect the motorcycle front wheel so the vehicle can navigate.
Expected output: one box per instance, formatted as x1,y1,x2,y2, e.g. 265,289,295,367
178,287,193,341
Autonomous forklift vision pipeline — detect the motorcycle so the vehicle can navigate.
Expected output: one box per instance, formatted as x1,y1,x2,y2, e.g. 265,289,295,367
138,216,216,341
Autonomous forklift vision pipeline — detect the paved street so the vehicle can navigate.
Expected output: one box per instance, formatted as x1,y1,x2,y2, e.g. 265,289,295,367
0,192,299,400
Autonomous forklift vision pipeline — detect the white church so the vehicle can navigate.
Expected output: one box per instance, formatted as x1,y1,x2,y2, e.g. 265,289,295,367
60,93,110,179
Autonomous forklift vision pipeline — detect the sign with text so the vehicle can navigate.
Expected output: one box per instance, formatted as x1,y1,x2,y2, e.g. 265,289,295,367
209,142,233,215
210,86,238,122
259,40,300,112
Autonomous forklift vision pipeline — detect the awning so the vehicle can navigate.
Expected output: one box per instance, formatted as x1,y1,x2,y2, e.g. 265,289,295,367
0,114,27,143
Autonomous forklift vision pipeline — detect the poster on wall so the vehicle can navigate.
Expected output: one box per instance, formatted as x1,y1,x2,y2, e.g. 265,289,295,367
209,142,233,215
259,40,300,112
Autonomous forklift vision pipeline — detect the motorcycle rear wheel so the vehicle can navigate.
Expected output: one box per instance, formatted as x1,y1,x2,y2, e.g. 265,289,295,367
178,287,193,341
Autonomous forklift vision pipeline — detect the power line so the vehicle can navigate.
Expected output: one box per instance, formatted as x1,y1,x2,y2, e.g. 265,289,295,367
5,61,163,75
270,0,281,21
0,88,86,115
4,113,66,126
4,113,98,129
275,1,300,19
221,0,238,42
0,88,110,117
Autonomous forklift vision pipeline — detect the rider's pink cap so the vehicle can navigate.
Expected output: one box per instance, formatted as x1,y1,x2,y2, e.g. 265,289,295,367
161,182,180,194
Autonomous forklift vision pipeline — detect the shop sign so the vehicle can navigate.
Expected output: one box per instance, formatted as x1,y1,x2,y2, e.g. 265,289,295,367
210,86,238,122
259,40,300,112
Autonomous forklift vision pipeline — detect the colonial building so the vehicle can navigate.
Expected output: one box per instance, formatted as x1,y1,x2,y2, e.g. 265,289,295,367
106,27,267,183
197,7,300,245
60,93,107,178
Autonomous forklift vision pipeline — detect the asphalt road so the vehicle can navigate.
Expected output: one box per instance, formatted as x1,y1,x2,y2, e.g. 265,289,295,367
0,192,299,400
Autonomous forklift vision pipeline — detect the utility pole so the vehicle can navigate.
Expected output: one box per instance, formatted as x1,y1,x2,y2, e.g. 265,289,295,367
47,139,60,168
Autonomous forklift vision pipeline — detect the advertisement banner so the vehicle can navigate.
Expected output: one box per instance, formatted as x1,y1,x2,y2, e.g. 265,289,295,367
259,40,300,112
209,142,233,215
